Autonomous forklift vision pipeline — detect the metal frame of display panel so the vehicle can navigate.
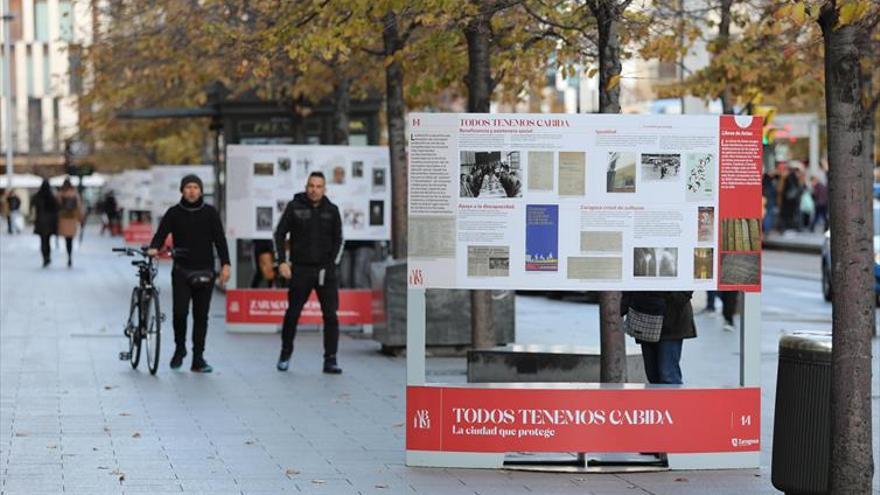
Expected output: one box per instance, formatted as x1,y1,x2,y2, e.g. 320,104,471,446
405,288,761,470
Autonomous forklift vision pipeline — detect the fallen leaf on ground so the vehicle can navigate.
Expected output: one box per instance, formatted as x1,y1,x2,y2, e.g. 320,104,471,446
103,385,115,390
285,468,300,477
375,484,389,489
97,466,109,470
311,479,326,484
47,444,57,449
131,432,141,438
245,440,255,445
119,412,131,416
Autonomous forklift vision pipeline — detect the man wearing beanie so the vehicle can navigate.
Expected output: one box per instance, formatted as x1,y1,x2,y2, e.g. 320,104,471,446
148,174,230,372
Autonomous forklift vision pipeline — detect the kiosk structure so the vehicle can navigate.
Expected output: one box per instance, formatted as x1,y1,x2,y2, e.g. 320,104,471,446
405,113,763,470
222,144,391,332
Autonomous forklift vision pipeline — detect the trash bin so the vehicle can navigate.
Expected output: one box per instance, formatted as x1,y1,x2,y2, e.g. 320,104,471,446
771,332,831,495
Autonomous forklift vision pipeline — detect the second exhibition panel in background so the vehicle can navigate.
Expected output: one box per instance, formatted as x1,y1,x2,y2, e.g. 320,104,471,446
225,145,391,241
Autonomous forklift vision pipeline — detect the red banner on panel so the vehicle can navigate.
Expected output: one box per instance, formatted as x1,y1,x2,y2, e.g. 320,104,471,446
406,386,760,454
123,222,153,245
717,115,763,292
226,289,373,325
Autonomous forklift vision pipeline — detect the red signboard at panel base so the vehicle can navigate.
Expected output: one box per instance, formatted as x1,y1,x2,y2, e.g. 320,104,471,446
226,289,373,325
123,222,153,245
407,386,760,454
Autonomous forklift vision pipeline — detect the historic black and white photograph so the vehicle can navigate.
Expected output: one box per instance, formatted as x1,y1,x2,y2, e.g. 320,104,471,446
460,150,523,198
352,160,364,178
641,153,681,181
372,168,386,192
256,206,274,231
369,200,384,226
277,157,291,172
634,247,678,277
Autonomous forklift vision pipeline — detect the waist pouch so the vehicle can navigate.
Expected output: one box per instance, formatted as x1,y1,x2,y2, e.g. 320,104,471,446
175,266,215,289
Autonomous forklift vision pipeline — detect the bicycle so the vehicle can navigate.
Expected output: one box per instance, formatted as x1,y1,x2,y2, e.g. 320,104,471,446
113,246,164,374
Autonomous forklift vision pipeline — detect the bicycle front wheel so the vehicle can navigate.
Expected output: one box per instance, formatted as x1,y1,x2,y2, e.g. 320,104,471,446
143,289,161,375
129,288,142,369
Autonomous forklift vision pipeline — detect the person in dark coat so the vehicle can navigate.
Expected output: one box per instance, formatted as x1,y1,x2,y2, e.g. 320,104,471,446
31,180,59,267
623,291,696,384
273,171,344,374
148,174,230,373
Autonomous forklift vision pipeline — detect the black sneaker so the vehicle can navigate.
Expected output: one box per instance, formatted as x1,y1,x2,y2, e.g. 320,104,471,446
322,357,342,375
191,356,213,373
170,347,187,369
277,350,291,372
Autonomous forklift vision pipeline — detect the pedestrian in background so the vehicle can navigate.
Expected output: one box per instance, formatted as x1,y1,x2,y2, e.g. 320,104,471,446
623,291,696,385
780,165,802,231
7,190,22,234
57,179,83,268
148,174,231,373
762,171,778,233
31,179,59,267
274,171,344,374
810,175,829,232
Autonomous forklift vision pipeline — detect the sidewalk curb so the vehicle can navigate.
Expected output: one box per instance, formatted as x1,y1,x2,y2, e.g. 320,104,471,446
763,267,821,282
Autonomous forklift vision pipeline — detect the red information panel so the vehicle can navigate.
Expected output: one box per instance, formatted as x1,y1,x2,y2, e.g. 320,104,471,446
123,222,153,245
226,289,373,325
407,386,760,454
717,115,763,292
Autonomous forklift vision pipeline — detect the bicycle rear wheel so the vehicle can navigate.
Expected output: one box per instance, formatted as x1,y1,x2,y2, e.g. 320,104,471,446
129,288,142,369
143,289,161,375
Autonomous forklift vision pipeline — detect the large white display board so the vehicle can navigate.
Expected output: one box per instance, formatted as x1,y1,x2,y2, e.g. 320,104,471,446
225,145,391,241
113,169,153,212
407,113,763,292
150,165,215,222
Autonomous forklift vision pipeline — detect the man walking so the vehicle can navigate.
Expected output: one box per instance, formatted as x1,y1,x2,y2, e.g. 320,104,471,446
148,174,230,373
274,171,344,374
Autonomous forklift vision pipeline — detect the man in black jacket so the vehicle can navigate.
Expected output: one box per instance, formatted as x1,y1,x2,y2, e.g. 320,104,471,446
148,174,230,373
274,171,344,374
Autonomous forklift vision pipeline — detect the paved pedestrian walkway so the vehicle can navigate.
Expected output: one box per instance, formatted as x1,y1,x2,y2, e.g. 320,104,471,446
1,227,874,494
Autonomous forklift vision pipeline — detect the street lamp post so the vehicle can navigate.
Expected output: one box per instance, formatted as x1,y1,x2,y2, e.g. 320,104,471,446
2,1,14,184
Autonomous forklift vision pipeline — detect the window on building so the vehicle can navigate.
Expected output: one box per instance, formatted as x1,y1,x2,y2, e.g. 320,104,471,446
59,1,74,41
42,45,50,94
25,46,33,96
1,48,17,97
68,45,81,94
657,61,678,80
9,0,23,40
34,0,49,41
52,97,60,151
28,97,42,152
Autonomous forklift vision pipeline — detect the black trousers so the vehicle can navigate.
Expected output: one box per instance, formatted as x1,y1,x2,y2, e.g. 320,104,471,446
171,269,214,356
64,237,73,259
280,265,339,360
721,291,738,325
39,233,52,263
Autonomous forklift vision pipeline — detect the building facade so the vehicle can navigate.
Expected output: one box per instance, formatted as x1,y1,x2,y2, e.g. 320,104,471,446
0,0,91,166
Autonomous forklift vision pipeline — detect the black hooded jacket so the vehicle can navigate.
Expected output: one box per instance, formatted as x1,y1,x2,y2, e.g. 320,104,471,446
274,192,343,267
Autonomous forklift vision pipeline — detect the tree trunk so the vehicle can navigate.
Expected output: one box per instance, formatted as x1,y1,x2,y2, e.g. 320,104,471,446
592,1,626,383
464,4,494,349
717,0,735,114
332,76,351,145
819,8,875,493
383,10,408,260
